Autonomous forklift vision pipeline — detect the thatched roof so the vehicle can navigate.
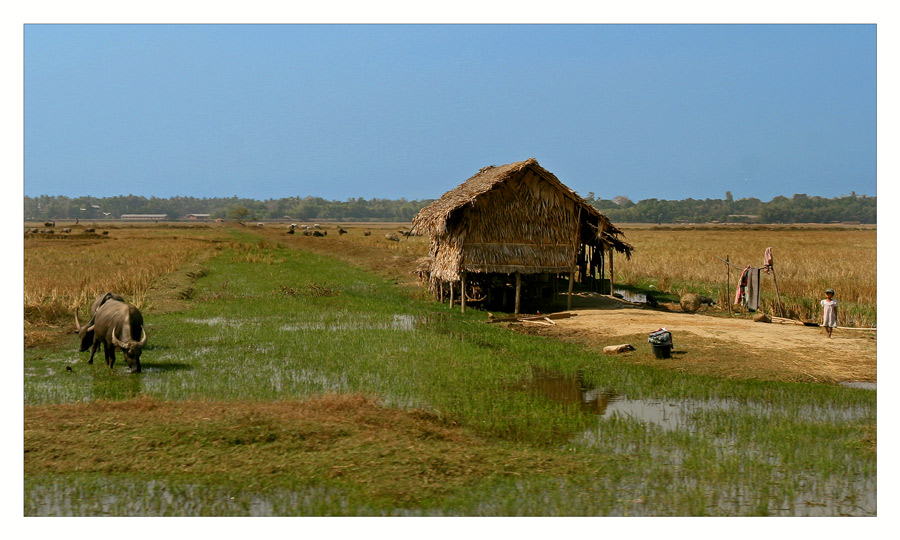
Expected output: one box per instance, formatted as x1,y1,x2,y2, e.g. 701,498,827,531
411,159,633,282
413,158,631,245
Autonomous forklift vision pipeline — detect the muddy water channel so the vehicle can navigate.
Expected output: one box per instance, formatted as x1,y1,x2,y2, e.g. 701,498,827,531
518,367,876,516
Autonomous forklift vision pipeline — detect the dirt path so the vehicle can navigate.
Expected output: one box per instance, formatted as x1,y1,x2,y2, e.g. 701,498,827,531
516,293,876,384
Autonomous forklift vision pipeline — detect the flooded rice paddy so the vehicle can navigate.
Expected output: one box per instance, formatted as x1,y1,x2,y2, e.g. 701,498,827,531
521,367,873,431
517,367,876,516
25,312,874,516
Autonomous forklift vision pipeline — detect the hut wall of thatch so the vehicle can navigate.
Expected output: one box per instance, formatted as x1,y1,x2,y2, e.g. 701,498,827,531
412,158,635,314
426,170,582,281
412,159,632,290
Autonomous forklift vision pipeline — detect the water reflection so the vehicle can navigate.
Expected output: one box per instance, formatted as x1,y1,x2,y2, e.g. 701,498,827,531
614,289,648,303
838,381,876,390
520,367,874,430
279,314,431,332
523,367,617,415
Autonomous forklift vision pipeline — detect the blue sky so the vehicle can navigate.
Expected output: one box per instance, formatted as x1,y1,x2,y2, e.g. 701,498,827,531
23,23,877,202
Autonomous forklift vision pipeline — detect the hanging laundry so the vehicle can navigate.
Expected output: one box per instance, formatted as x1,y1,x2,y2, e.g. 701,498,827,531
746,267,761,311
734,265,750,305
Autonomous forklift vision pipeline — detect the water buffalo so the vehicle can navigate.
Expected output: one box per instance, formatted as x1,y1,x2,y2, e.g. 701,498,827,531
75,292,124,351
75,299,146,373
91,292,125,315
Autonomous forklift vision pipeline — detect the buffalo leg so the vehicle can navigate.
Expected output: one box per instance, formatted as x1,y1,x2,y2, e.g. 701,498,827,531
88,341,100,364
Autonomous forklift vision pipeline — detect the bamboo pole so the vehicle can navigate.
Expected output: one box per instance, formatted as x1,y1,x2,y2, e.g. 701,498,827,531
439,281,444,303
461,272,467,313
567,270,574,310
726,255,731,315
514,272,521,315
770,264,785,317
449,281,454,309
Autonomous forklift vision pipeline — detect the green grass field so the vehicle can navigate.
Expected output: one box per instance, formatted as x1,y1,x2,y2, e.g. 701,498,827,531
24,228,876,516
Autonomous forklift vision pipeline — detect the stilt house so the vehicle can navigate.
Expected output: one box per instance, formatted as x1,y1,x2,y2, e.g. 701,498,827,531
411,158,633,313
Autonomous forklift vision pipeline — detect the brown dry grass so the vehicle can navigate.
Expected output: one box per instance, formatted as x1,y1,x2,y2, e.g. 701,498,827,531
615,226,876,328
23,225,227,346
24,394,589,504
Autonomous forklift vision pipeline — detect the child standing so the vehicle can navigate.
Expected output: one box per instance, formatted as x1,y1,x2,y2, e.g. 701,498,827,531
821,288,838,338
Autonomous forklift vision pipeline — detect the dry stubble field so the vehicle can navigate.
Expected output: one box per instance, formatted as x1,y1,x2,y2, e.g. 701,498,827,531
25,221,876,384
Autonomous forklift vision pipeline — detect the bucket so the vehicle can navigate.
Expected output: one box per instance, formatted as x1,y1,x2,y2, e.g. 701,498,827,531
648,328,673,359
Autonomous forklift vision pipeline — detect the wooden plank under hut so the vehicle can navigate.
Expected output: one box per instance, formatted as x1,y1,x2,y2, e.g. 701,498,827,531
411,158,633,314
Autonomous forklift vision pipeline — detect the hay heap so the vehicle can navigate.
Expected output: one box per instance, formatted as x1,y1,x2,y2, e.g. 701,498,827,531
411,158,633,306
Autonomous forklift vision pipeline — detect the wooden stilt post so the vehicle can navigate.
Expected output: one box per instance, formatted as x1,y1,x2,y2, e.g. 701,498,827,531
460,272,467,313
514,272,521,315
449,281,454,309
553,273,558,306
567,269,575,310
609,248,614,293
439,281,444,303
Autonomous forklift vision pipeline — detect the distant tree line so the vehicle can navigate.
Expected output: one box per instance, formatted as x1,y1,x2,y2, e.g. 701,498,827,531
24,192,875,224
23,195,433,223
584,191,875,224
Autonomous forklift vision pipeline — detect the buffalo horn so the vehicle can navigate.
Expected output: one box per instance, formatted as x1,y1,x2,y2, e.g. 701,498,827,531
137,325,148,347
111,327,127,348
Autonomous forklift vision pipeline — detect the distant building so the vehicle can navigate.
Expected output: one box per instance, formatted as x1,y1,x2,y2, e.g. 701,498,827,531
185,214,211,220
120,214,167,221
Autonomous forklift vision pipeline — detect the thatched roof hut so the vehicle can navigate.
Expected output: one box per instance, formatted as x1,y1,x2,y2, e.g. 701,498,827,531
411,158,633,312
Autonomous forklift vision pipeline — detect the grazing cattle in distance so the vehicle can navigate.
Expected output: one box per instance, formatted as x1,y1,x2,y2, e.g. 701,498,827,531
385,233,400,242
85,228,95,233
62,227,72,233
44,221,55,228
338,228,347,235
76,299,147,373
363,230,371,236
